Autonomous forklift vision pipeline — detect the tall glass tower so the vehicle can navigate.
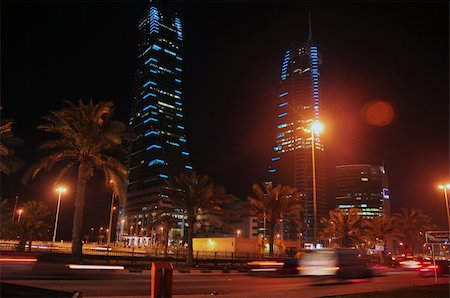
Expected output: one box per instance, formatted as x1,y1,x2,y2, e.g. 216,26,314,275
268,32,326,244
121,4,192,241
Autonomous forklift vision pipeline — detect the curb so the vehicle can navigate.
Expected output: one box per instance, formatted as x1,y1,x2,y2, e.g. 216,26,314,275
126,269,247,274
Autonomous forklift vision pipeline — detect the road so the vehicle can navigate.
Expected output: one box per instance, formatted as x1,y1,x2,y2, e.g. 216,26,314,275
1,262,449,297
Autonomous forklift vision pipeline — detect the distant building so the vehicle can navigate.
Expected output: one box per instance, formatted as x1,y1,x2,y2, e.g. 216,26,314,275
119,4,191,242
268,28,326,243
335,164,391,218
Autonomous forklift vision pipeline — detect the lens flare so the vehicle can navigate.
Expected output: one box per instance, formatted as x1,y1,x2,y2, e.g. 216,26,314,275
361,100,396,126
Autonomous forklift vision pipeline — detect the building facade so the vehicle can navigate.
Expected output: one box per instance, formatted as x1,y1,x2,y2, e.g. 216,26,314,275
268,33,326,243
335,164,391,218
119,4,191,242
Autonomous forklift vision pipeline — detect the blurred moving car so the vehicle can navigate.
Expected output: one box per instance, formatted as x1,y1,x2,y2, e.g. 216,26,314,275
398,257,422,269
247,257,299,275
298,248,371,279
419,259,450,277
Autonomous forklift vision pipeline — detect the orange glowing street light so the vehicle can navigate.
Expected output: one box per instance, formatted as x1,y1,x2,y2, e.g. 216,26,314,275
438,183,450,231
17,209,23,222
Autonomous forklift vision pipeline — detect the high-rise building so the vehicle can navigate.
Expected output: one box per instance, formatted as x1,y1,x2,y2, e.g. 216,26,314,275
267,31,326,243
120,4,192,242
335,164,391,218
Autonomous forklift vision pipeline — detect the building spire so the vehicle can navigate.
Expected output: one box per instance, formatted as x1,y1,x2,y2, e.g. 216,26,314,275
307,12,314,43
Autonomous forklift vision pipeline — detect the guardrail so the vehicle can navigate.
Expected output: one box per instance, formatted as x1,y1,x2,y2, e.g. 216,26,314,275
0,241,264,262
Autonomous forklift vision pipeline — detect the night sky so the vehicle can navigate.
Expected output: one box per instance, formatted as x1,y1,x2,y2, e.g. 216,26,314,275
1,1,448,240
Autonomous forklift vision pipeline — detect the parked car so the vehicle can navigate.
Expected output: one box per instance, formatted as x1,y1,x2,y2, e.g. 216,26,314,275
298,248,372,279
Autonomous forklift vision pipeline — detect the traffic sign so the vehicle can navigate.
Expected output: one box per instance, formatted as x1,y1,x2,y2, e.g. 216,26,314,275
425,231,450,244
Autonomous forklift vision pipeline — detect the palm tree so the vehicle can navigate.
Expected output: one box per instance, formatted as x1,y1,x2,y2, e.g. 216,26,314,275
320,208,365,247
365,216,402,263
17,200,51,251
164,172,223,266
0,108,23,175
248,183,301,256
154,208,179,257
0,199,18,239
393,208,432,255
23,100,130,260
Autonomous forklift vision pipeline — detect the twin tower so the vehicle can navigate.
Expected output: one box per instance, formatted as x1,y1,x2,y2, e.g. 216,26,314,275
120,5,326,244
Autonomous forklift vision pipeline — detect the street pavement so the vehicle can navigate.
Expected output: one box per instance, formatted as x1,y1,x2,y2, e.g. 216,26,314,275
3,266,449,297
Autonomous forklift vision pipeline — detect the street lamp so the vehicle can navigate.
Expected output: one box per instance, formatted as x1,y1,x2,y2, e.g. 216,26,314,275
12,196,19,221
438,183,450,231
304,120,324,246
53,186,67,243
107,181,116,246
17,209,23,222
237,230,241,238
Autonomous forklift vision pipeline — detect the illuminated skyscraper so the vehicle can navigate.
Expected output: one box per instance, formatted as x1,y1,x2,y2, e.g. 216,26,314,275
268,31,326,243
335,164,391,218
121,4,191,241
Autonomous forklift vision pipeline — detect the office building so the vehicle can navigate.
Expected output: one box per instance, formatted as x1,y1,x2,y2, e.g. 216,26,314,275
335,164,391,218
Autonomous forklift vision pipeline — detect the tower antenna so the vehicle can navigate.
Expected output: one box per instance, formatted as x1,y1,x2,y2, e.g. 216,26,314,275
308,12,313,43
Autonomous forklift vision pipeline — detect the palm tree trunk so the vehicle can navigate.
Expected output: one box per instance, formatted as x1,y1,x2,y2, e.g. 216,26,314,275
72,161,89,261
164,228,169,258
17,228,26,252
268,222,275,256
186,220,194,266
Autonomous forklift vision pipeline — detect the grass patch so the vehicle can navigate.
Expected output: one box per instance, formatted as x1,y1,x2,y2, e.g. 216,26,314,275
331,283,449,297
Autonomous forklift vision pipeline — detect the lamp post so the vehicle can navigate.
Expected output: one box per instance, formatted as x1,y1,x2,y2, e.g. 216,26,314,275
17,209,23,222
263,211,266,239
305,120,324,246
12,196,19,221
438,183,450,231
106,180,116,246
237,230,241,238
53,187,67,243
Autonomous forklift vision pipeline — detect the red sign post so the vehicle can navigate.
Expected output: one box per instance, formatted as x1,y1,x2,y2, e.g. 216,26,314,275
151,262,173,298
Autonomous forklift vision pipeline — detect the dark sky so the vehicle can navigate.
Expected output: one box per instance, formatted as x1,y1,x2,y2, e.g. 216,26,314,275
1,1,449,240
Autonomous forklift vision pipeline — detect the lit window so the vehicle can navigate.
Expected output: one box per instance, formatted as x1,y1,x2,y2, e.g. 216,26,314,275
143,117,158,123
148,159,165,166
146,145,162,150
143,93,157,99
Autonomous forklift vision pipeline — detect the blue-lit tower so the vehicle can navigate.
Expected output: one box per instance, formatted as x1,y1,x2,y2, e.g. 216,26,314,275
121,4,191,241
268,32,326,244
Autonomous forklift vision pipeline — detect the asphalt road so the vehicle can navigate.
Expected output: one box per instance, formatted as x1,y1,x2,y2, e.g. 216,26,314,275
1,262,449,297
